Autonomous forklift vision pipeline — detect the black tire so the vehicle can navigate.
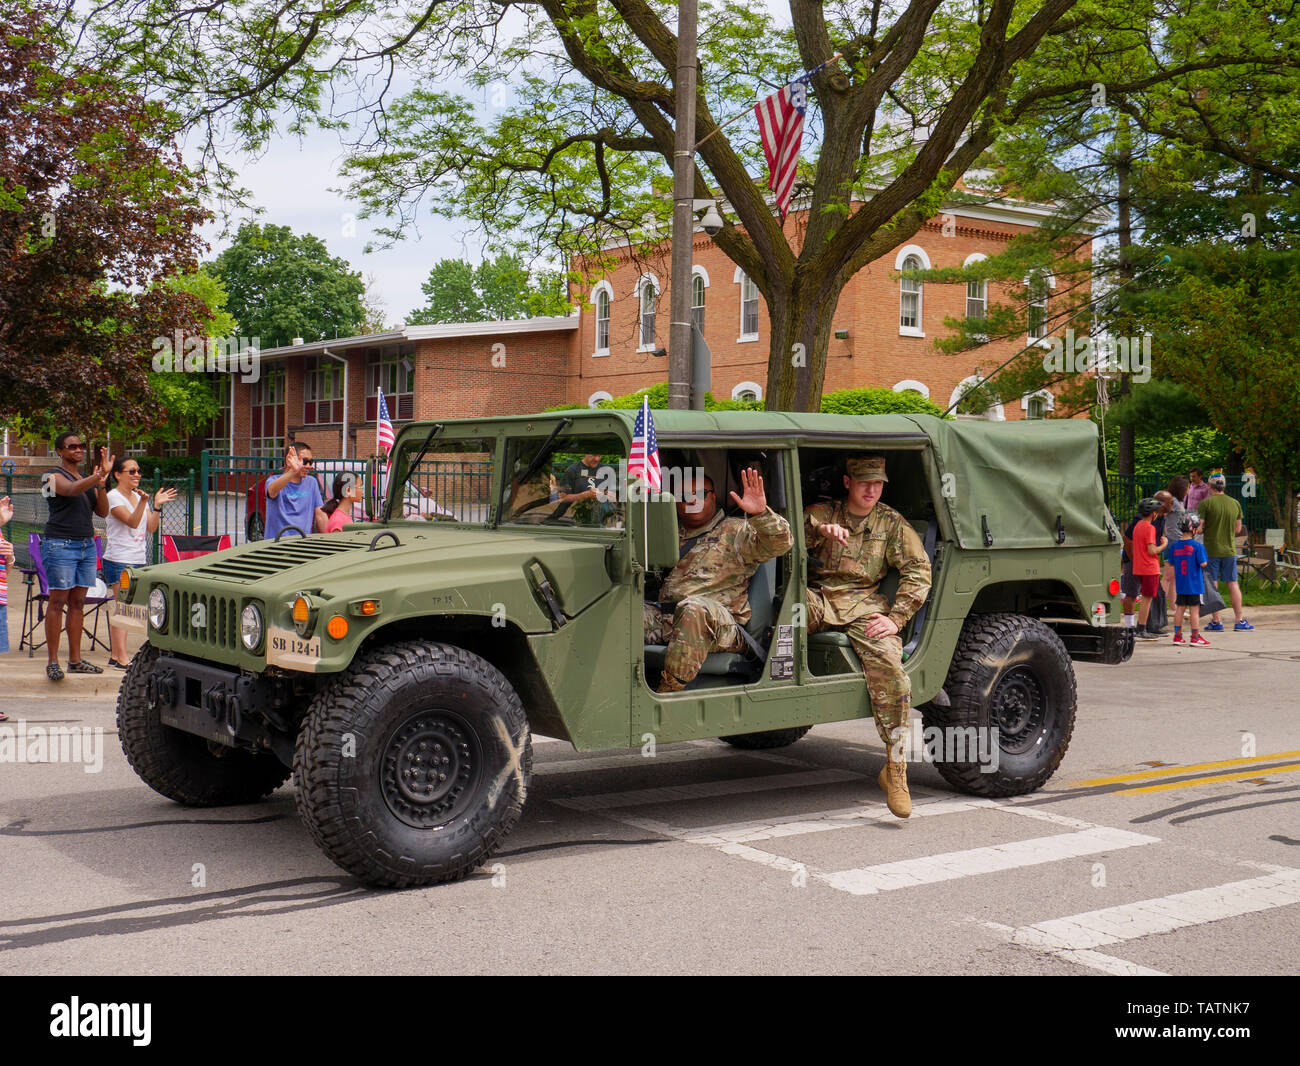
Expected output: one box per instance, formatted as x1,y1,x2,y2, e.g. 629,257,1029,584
922,613,1076,797
117,643,291,806
246,511,264,542
720,725,812,750
293,640,531,888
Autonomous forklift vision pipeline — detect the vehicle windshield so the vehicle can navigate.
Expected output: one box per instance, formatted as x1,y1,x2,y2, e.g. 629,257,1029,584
384,437,495,523
501,432,627,529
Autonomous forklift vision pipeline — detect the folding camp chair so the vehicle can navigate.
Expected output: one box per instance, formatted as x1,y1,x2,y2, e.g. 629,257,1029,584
19,533,112,657
162,533,232,562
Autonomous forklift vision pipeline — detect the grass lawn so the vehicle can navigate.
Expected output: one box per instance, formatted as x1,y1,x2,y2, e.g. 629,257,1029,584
1240,585,1300,607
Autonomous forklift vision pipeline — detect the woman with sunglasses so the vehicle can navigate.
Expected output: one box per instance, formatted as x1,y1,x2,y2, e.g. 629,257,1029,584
104,458,178,669
42,432,112,681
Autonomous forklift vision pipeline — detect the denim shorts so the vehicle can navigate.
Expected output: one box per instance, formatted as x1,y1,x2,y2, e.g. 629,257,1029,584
43,536,98,590
1205,556,1238,583
101,559,129,587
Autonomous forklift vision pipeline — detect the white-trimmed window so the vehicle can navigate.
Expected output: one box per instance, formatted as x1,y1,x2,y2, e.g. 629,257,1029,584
735,268,760,341
691,273,706,332
1021,389,1055,419
163,439,189,458
587,390,612,408
591,281,613,356
895,245,930,337
637,275,659,351
949,375,1005,421
892,379,930,398
1026,271,1053,342
124,442,148,458
963,253,988,325
304,354,344,425
731,381,763,402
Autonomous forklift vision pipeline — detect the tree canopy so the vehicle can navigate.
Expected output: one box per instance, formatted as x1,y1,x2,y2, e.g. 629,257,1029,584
209,223,367,347
408,253,573,324
0,1,208,439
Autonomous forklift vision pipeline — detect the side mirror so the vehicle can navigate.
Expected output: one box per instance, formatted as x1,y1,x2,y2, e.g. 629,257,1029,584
632,491,680,569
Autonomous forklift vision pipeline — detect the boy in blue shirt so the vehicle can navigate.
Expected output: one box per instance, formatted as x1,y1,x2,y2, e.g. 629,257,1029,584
1165,512,1210,646
265,443,324,541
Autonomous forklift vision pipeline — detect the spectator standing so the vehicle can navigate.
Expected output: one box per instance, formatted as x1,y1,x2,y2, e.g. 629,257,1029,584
1186,467,1212,512
317,472,365,533
0,495,14,706
1148,490,1182,634
103,459,177,668
1129,498,1167,641
1165,512,1210,645
1198,473,1252,631
1168,475,1190,511
265,443,323,541
42,434,112,680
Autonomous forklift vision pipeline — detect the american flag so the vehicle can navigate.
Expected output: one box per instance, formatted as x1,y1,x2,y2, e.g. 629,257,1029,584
376,388,395,456
755,57,838,220
628,397,661,492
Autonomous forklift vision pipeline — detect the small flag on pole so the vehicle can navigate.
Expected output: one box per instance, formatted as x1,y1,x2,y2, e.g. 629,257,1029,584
628,397,661,492
754,56,840,221
376,388,395,457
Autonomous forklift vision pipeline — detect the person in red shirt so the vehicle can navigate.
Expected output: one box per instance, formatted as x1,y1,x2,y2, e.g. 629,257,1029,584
1130,497,1168,641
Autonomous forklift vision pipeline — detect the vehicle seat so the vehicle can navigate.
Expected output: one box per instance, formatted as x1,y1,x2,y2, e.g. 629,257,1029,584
643,558,776,681
807,516,936,666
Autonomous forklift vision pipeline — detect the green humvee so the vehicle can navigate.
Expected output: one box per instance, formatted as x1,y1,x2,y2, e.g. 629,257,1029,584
113,410,1133,887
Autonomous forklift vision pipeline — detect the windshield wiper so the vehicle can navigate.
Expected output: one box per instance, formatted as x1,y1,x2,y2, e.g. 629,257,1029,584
383,423,443,524
515,418,572,486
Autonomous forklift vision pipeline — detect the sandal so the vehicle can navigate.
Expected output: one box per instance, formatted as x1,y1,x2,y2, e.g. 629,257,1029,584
67,660,103,674
47,662,65,681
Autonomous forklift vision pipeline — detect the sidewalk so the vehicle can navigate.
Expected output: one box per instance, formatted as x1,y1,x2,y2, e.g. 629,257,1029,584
2,599,148,703
4,598,1300,704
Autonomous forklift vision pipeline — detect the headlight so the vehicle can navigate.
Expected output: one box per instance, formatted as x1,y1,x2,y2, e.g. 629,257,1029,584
240,603,264,651
148,587,167,630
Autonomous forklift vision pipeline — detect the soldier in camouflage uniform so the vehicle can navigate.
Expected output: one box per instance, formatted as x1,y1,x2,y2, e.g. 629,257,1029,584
645,467,794,693
804,455,931,817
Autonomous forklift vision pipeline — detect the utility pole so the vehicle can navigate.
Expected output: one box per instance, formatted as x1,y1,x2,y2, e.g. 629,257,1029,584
668,0,699,410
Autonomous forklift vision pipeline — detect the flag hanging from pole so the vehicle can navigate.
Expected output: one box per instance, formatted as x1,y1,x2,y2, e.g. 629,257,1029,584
628,397,661,492
754,56,840,221
376,388,395,457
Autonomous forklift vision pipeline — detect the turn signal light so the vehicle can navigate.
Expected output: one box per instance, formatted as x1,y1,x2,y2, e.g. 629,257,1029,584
1108,579,1120,596
119,569,132,594
359,600,378,616
292,596,310,623
326,615,349,640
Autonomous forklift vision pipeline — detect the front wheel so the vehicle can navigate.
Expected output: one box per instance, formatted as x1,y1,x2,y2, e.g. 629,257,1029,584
117,643,291,806
293,640,531,888
922,613,1076,797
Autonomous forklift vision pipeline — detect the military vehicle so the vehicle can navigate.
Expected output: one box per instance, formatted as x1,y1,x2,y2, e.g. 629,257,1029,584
112,411,1133,887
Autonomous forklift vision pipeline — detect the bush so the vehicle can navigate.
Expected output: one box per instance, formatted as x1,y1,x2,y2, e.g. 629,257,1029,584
1101,426,1232,479
135,455,203,481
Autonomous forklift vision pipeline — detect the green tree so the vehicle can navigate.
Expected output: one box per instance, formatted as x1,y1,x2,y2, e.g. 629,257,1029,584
209,223,365,347
72,1,1292,411
407,253,575,324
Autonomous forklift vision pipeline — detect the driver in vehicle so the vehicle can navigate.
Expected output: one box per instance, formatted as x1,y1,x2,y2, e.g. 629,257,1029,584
804,455,932,818
643,467,793,694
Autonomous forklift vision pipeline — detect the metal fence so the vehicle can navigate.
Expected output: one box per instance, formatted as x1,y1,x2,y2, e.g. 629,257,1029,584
1,462,194,570
1107,472,1281,537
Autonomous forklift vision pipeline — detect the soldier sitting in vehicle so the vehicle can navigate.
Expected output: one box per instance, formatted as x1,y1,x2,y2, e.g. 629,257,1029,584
644,467,793,693
804,455,932,818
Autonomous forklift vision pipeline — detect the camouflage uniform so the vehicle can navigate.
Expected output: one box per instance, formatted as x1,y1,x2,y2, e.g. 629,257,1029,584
644,506,793,689
805,488,931,746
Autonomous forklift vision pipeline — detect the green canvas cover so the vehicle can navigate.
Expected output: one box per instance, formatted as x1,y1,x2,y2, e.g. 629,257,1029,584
908,415,1117,550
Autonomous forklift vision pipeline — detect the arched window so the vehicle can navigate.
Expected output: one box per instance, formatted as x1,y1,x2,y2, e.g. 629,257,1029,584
591,281,613,356
638,276,658,349
900,255,923,332
587,390,612,408
1026,395,1046,420
691,274,706,332
731,381,763,402
892,379,930,398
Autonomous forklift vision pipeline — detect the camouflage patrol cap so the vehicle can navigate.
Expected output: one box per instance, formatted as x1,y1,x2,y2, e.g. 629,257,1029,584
845,455,889,483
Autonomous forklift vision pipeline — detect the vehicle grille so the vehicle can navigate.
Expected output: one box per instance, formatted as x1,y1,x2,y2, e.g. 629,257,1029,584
173,589,240,651
188,539,363,583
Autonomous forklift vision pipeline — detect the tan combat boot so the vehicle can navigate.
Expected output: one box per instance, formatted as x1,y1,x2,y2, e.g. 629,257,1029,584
878,756,912,818
656,671,687,694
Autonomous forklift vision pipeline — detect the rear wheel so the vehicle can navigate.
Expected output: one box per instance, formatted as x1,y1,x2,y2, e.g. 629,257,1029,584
720,725,812,750
922,613,1076,797
293,640,531,888
117,643,290,806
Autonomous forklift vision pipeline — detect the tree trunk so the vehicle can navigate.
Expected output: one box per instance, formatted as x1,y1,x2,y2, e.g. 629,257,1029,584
1115,116,1136,478
763,278,838,412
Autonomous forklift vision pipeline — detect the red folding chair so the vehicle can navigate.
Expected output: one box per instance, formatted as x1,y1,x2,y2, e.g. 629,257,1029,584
162,534,232,562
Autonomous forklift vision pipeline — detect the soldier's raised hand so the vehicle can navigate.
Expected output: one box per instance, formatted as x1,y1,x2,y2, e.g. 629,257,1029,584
729,467,767,515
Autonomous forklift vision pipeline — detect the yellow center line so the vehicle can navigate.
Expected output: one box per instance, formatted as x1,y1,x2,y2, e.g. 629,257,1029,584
1068,750,1300,787
1115,764,1300,796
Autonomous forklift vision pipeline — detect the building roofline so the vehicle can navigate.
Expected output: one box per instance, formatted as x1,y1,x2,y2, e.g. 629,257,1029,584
252,315,580,360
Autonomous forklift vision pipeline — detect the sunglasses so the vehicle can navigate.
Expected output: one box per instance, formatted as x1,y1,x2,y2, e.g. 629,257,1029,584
122,468,141,475
300,458,315,466
63,442,85,450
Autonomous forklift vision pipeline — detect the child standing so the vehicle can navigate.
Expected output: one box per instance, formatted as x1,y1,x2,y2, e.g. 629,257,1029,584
1166,512,1210,646
1129,498,1168,641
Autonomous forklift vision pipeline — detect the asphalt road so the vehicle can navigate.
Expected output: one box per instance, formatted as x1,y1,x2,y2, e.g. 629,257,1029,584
2,623,1298,976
